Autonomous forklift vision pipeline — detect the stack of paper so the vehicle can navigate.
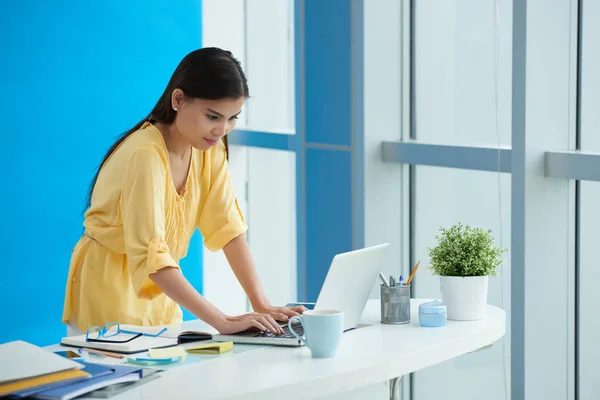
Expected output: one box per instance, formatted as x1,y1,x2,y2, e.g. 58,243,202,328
0,341,88,397
29,363,143,400
0,341,149,399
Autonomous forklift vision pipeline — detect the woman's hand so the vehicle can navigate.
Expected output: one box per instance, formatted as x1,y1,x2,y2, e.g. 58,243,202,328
253,305,309,322
216,312,285,335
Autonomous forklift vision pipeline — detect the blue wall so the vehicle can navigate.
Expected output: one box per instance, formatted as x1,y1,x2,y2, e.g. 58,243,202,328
0,0,204,346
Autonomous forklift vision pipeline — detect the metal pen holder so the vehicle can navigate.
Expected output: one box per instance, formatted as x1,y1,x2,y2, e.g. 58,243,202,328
380,284,411,325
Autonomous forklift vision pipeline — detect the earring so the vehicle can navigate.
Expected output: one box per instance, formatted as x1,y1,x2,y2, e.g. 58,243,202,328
173,107,177,111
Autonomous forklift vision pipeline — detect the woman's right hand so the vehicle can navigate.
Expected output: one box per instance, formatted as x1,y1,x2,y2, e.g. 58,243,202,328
217,312,284,335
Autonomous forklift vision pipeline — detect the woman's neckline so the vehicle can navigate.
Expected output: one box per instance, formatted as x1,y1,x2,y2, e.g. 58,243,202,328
147,122,193,198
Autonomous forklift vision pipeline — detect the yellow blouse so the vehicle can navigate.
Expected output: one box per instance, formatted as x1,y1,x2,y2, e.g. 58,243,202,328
62,122,247,332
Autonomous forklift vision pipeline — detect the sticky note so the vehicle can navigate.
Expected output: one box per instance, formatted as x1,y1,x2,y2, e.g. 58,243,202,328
186,341,233,354
148,346,186,360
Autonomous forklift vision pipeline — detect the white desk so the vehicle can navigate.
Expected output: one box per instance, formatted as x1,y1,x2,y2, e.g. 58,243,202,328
50,299,506,400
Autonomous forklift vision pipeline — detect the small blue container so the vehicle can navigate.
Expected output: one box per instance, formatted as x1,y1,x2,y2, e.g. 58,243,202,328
418,300,447,327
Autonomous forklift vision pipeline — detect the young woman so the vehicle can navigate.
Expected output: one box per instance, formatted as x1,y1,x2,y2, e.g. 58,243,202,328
62,47,305,336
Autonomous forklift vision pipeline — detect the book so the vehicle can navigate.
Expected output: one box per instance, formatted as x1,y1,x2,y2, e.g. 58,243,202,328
59,323,214,354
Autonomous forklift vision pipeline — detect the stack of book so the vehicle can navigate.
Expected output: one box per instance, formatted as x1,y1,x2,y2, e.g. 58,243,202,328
0,341,158,399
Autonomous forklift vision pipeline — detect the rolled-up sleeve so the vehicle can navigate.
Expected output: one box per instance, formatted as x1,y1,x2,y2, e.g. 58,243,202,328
121,148,179,299
198,144,248,252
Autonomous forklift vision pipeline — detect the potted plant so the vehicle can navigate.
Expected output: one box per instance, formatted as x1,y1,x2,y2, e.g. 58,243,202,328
427,223,507,321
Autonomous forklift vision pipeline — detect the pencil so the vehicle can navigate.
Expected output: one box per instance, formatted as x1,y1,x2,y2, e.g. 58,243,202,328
83,347,124,359
405,261,420,286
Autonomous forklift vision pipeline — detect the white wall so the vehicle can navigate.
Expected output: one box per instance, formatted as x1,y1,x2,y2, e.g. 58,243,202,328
522,0,576,397
245,0,297,308
363,0,404,297
202,0,297,316
202,0,249,316
363,1,407,398
579,1,600,397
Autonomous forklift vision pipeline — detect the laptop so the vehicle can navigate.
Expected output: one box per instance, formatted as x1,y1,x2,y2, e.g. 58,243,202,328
212,243,389,347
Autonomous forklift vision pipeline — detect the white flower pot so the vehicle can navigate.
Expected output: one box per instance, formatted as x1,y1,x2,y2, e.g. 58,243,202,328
440,275,489,321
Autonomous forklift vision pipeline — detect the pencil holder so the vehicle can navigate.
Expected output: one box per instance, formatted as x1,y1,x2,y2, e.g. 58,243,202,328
380,285,411,325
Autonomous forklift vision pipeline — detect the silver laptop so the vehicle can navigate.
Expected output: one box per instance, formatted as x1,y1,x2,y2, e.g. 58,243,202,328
212,243,389,347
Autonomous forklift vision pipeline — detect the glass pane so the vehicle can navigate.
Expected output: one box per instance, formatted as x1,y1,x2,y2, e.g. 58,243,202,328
578,1,600,396
247,148,297,306
413,1,512,146
245,0,295,132
413,166,511,400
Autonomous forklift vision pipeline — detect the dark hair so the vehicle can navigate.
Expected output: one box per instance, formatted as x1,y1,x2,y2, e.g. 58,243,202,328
84,47,249,212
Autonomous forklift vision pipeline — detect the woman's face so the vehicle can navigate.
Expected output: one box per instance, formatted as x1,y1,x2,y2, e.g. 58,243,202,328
172,91,246,151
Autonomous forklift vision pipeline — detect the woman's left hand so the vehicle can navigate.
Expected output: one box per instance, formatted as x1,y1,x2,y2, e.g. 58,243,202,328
254,305,308,322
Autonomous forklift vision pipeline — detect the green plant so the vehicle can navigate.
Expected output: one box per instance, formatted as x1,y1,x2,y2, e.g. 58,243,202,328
427,223,507,277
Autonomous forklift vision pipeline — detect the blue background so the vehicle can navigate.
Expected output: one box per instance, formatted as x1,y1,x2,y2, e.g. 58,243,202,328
0,0,204,346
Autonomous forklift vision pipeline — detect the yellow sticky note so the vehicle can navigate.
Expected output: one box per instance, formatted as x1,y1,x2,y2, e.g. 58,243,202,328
148,346,186,359
186,341,233,354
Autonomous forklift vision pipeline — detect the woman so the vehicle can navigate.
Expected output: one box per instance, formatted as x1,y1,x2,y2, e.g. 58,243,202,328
62,47,305,336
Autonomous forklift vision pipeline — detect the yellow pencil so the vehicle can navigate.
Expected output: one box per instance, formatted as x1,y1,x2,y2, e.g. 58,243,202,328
83,347,124,359
406,261,420,286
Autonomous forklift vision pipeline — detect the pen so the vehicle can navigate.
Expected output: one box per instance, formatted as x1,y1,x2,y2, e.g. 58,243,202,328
389,276,396,287
378,272,390,287
399,275,404,286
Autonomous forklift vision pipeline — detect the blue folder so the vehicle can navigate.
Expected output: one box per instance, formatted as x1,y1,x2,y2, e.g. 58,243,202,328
29,363,143,400
9,362,113,398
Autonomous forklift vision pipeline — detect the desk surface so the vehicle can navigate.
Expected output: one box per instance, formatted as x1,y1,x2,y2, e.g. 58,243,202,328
53,299,506,400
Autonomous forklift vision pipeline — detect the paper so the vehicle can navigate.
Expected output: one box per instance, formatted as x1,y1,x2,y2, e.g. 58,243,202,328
186,341,233,354
148,346,186,359
0,341,84,384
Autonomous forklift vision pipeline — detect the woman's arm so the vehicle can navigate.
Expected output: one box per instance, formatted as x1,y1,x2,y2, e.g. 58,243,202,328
223,233,307,320
150,267,284,334
223,233,270,310
149,267,226,328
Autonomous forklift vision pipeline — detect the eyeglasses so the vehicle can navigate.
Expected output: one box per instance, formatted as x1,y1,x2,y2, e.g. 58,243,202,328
85,322,168,343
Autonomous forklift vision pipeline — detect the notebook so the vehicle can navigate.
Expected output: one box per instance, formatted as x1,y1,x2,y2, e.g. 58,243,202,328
118,324,214,343
0,341,85,385
60,333,177,354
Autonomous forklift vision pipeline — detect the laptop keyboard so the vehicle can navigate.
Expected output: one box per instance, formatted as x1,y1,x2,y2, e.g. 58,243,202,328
256,321,304,339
